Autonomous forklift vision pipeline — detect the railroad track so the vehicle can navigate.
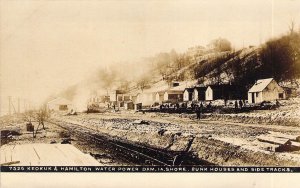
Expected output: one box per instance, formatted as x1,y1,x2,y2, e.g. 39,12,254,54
47,119,212,166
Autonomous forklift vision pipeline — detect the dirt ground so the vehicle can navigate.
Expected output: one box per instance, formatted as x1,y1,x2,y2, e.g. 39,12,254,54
0,114,122,165
1,98,300,166
48,107,300,166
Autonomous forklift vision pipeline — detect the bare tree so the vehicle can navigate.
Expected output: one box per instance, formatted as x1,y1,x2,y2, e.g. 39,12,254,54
289,19,295,34
136,77,151,92
28,107,50,138
23,110,35,124
208,38,232,52
36,106,50,130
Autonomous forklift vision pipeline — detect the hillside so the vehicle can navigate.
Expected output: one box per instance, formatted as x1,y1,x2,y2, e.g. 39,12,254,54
128,31,300,94
56,31,300,104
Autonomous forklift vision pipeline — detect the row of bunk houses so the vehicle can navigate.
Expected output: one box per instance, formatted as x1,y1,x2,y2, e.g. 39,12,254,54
109,90,136,109
108,78,287,109
47,78,288,112
137,78,286,107
184,84,243,103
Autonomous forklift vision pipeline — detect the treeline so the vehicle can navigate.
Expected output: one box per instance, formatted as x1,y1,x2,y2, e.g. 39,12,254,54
230,30,300,89
260,30,300,81
191,29,300,90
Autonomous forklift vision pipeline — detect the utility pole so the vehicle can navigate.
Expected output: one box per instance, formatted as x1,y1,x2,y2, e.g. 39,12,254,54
18,98,20,113
24,99,26,112
8,96,11,115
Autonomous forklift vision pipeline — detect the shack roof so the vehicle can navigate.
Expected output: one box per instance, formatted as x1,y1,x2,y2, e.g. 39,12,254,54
111,90,126,94
194,86,208,92
47,97,72,105
0,144,99,166
207,84,238,91
248,78,274,93
164,90,184,94
184,88,194,93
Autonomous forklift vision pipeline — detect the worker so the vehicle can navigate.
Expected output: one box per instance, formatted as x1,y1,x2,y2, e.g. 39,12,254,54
196,105,201,119
239,100,243,109
235,100,238,109
207,101,212,109
200,102,204,113
276,99,280,107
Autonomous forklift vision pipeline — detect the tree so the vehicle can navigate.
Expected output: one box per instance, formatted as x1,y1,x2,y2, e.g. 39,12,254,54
23,110,35,124
260,31,300,81
136,76,151,92
23,107,50,138
208,38,232,52
35,106,50,130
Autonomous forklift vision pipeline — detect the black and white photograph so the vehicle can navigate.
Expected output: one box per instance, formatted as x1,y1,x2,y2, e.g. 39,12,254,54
1,0,300,187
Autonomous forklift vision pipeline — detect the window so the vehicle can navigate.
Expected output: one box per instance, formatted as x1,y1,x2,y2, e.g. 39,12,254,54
279,93,284,99
256,93,259,97
124,96,130,101
117,96,123,101
59,105,68,111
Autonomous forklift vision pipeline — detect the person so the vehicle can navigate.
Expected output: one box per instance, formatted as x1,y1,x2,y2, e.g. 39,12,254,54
239,100,243,109
207,101,212,109
235,100,238,109
200,102,204,113
196,105,201,119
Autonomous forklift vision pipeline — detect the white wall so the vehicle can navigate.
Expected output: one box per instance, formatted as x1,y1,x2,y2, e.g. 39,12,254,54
248,80,286,104
183,90,189,101
248,92,252,103
109,93,117,102
136,93,154,106
48,104,73,111
248,92,263,104
163,92,168,101
193,90,198,101
155,93,160,101
205,87,213,101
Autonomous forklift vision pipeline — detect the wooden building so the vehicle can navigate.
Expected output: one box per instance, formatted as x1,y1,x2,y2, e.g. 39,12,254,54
136,92,156,106
163,90,184,103
248,78,285,104
47,97,73,111
155,91,165,104
205,84,240,101
183,88,194,101
193,86,207,101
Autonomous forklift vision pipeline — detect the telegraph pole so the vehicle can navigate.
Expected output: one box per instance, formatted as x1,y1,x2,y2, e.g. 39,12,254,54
8,96,11,115
18,98,20,113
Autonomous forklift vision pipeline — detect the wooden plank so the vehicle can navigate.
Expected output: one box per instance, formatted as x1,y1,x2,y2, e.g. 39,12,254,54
0,161,20,166
0,144,100,166
268,131,300,141
257,135,290,145
291,141,300,148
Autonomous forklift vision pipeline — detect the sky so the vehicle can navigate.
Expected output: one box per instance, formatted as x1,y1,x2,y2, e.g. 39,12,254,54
1,0,300,115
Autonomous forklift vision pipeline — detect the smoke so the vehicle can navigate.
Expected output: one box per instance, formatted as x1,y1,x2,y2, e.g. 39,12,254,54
72,86,91,112
50,56,160,112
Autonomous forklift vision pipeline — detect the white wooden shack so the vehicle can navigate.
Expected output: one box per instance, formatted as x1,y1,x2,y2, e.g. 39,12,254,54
183,88,194,101
248,78,285,104
163,90,184,103
136,92,155,106
47,97,73,111
193,86,207,101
